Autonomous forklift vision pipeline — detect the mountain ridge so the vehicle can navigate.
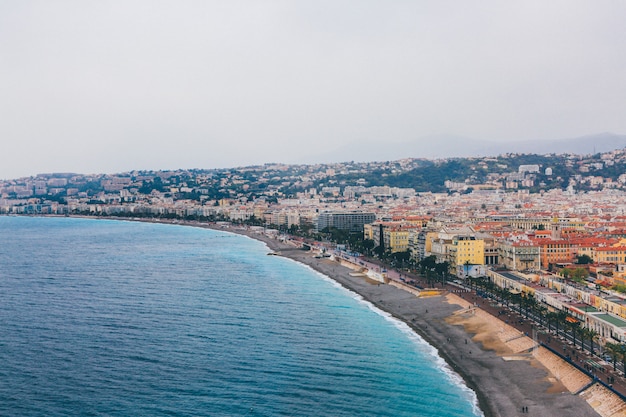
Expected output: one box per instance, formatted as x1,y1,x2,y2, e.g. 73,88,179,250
303,132,626,164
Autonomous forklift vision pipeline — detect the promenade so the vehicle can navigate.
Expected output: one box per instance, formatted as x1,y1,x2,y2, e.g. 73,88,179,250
332,246,626,417
232,229,601,417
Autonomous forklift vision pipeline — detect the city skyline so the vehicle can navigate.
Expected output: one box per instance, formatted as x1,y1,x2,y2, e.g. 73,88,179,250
2,1,626,179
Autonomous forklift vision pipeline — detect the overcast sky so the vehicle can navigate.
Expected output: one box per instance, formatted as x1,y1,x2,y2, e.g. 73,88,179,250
1,1,626,179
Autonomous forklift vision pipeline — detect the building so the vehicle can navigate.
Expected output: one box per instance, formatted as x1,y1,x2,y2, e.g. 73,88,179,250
382,226,410,253
594,246,626,264
499,240,541,272
316,211,376,233
449,236,485,265
537,239,577,269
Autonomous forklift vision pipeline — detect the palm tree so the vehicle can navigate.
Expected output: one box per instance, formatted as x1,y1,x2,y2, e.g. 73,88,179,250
567,320,580,347
425,268,435,287
475,276,487,291
604,342,626,371
435,261,450,286
483,281,496,300
508,290,517,310
604,342,620,371
579,327,599,355
617,344,626,374
587,329,599,355
579,327,590,351
420,256,437,286
523,293,536,320
501,287,512,307
546,312,556,333
536,304,548,327
552,311,568,338
468,276,476,291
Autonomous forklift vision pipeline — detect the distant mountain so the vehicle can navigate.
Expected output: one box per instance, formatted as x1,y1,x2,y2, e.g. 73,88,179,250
303,132,626,163
494,133,626,156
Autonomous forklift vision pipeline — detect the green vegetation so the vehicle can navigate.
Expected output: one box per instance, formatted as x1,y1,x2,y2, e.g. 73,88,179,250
576,254,594,264
611,284,626,294
561,267,589,283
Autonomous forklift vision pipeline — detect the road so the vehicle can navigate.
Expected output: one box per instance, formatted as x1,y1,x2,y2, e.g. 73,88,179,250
333,249,626,399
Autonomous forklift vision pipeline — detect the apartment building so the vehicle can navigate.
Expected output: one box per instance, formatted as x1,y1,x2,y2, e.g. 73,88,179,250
499,240,541,271
594,246,626,264
316,211,376,233
448,236,485,276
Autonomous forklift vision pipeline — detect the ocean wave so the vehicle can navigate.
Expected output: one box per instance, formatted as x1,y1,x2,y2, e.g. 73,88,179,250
291,262,485,417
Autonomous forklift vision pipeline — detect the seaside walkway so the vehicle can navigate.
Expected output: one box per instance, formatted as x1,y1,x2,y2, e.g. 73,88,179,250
272,237,626,416
448,295,626,416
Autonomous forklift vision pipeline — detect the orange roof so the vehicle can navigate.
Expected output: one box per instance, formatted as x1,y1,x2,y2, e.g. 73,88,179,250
595,246,626,252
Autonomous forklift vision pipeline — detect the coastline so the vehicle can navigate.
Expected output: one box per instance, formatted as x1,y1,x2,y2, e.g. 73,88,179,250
35,216,605,416
212,224,602,417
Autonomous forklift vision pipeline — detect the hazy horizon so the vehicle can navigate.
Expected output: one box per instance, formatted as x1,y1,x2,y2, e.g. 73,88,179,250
2,1,626,179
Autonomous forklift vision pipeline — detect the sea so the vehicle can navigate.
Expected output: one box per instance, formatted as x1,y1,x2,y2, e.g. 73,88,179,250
0,216,482,417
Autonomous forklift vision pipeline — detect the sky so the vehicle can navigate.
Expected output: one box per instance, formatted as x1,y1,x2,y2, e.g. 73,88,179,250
1,1,626,179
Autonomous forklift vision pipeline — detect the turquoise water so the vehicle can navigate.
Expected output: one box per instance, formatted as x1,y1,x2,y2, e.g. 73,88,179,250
0,217,481,416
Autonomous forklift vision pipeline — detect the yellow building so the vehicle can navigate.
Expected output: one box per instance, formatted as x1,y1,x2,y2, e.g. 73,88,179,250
594,246,626,264
424,231,439,256
450,236,485,274
369,221,420,253
384,227,410,253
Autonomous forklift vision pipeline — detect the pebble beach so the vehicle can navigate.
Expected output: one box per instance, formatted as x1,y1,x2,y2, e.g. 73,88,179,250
235,228,606,417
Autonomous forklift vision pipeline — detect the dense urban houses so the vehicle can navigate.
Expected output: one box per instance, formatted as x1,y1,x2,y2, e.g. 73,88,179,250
7,149,626,345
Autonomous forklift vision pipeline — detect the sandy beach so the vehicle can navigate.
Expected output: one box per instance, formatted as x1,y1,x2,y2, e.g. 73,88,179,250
218,226,609,417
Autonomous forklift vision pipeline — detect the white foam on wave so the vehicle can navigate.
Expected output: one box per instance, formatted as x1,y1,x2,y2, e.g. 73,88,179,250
284,261,485,417
215,236,479,416
354,294,484,417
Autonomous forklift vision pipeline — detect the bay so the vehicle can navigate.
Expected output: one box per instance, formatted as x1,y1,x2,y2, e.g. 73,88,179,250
0,216,481,416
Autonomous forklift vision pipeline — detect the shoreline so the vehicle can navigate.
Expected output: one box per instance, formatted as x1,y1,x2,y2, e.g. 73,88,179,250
210,224,602,417
29,216,605,416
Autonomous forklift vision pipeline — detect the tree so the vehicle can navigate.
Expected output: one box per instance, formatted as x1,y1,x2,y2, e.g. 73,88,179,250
361,239,375,256
604,342,620,371
391,250,411,268
561,267,588,283
577,327,598,355
557,311,569,338
546,312,556,333
522,293,536,319
587,328,599,355
567,320,580,347
536,304,548,327
614,344,626,375
419,256,437,275
571,267,588,281
434,261,450,286
576,254,593,265
603,341,626,372
551,310,568,338
501,287,513,307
